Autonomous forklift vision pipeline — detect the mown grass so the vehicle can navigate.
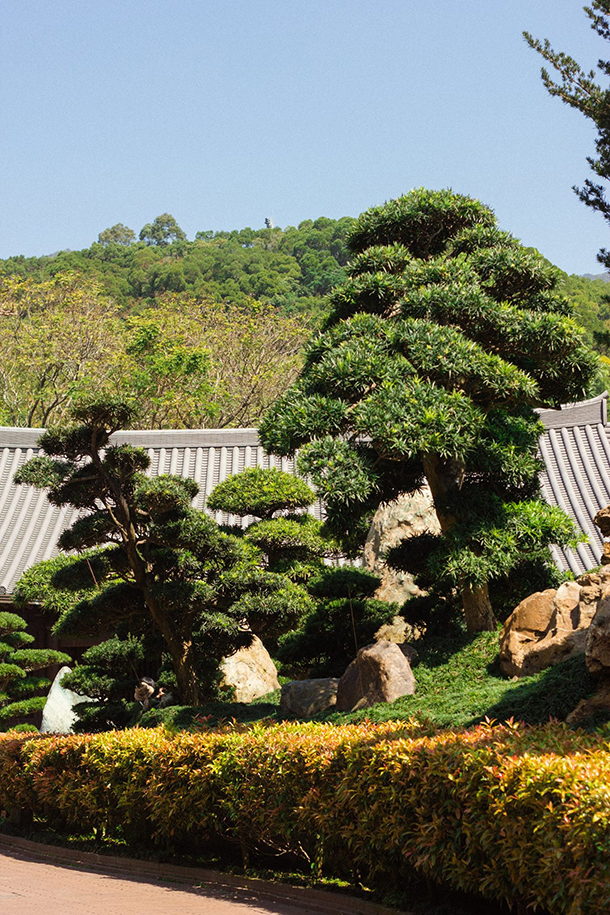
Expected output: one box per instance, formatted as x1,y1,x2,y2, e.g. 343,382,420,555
142,630,601,731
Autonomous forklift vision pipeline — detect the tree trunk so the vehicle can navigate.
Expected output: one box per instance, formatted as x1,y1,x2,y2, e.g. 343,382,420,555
171,640,202,706
461,582,497,633
140,587,202,705
422,453,498,633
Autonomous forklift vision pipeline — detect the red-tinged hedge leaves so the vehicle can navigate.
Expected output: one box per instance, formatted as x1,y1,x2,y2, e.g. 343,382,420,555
0,719,609,914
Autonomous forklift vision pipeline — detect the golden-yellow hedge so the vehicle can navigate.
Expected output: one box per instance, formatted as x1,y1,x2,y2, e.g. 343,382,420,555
0,719,609,914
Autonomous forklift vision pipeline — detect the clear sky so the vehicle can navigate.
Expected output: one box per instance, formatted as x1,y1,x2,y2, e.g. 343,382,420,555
0,1,607,274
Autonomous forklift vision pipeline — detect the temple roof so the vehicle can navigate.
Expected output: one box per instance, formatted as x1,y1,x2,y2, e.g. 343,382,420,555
0,394,608,593
0,427,304,594
537,392,610,575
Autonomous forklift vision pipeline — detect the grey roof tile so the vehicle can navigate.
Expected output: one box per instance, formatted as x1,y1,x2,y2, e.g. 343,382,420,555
0,427,317,594
3,391,610,592
537,393,610,575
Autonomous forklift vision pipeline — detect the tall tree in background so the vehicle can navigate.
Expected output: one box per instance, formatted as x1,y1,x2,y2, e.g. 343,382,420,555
0,276,308,430
97,224,136,247
0,273,123,427
525,3,610,269
260,189,597,632
139,213,187,246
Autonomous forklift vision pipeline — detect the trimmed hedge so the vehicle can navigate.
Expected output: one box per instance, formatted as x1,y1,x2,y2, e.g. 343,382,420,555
0,720,609,913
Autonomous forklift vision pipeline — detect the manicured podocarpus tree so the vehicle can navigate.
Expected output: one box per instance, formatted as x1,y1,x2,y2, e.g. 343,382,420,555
0,610,70,730
260,189,598,632
14,400,303,705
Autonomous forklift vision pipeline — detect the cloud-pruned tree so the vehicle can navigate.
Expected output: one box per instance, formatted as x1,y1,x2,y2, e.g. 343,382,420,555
260,189,597,633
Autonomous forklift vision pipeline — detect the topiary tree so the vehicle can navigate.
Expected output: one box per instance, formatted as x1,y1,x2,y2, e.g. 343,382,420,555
14,400,303,705
208,467,337,645
0,611,70,730
60,636,151,732
259,189,598,633
276,567,397,677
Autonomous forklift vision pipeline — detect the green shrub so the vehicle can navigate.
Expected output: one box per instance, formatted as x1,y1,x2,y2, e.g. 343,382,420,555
207,467,315,520
1,719,609,913
0,611,70,729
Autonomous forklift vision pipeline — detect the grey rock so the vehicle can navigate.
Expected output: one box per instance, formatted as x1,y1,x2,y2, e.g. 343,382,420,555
363,488,440,607
280,678,339,718
336,640,416,712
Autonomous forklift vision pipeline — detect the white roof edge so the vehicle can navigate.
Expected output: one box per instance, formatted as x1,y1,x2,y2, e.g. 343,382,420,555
0,427,261,449
536,391,608,430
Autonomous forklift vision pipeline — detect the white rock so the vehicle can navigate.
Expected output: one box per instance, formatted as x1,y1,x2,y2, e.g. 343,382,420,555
40,666,89,734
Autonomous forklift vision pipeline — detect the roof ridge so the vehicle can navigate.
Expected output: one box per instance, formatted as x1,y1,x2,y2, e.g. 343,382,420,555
537,391,608,430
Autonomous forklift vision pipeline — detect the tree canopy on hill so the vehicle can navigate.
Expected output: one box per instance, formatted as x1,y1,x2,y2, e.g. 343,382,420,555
1,216,355,317
0,275,307,429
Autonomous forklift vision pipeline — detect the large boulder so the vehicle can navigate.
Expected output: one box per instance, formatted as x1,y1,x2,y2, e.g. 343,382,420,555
363,488,440,606
219,635,280,703
566,578,610,723
499,582,588,677
280,678,339,718
499,569,610,678
336,640,416,712
585,586,610,675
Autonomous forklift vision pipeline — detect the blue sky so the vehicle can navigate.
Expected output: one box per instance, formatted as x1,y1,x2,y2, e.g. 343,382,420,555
0,1,607,274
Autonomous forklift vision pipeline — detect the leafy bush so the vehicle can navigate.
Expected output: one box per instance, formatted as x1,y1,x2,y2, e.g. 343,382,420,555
208,467,316,519
276,567,396,676
0,612,70,729
1,719,610,913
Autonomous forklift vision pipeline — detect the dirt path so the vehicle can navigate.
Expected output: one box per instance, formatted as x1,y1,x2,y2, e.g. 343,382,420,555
0,848,337,915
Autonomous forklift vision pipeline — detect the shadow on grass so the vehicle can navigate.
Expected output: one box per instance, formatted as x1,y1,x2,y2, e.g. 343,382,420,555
141,700,280,730
476,654,599,726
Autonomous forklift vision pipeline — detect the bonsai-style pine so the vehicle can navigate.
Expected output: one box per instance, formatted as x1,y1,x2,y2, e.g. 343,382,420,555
0,610,70,730
208,467,338,645
14,400,301,705
260,189,598,632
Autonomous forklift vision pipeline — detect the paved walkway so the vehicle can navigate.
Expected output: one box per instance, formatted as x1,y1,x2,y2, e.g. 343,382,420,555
0,848,332,915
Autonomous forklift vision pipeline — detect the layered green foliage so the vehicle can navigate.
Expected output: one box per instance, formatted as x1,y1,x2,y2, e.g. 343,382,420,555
13,401,303,707
209,468,338,648
276,568,396,677
0,611,70,729
60,636,157,733
2,720,610,914
260,189,596,630
208,467,315,520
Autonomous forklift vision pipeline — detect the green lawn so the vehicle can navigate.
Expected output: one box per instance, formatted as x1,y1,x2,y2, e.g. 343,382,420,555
143,630,601,731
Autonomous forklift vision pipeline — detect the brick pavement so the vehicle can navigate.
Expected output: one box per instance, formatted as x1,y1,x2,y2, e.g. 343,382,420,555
0,849,334,915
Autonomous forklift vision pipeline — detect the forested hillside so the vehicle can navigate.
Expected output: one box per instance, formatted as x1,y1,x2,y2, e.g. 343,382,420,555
2,216,355,317
0,213,609,429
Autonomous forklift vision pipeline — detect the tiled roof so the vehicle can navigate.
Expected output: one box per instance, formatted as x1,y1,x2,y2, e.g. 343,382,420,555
537,392,609,575
1,393,609,593
0,427,305,594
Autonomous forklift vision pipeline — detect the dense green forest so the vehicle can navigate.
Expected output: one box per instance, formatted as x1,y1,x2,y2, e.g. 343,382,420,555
1,216,355,317
0,213,609,429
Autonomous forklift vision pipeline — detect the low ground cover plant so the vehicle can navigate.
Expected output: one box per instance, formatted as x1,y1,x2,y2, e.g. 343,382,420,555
143,630,598,731
0,719,608,914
